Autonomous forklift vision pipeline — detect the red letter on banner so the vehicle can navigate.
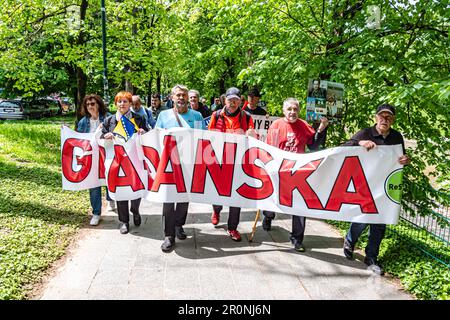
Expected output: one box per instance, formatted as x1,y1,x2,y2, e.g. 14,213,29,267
99,146,106,179
236,147,274,200
142,146,160,190
279,159,323,209
150,135,187,193
191,140,237,196
61,138,93,183
325,156,378,213
108,145,145,193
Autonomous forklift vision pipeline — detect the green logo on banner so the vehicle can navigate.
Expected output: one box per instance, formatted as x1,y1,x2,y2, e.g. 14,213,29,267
385,169,403,204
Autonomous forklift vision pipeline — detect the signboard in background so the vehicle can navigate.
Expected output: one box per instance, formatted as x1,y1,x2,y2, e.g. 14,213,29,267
306,79,344,123
250,115,281,142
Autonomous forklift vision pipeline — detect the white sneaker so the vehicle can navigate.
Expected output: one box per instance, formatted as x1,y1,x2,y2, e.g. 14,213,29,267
90,215,101,226
107,201,117,212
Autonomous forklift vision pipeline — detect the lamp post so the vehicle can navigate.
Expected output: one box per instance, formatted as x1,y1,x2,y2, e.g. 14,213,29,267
101,0,110,105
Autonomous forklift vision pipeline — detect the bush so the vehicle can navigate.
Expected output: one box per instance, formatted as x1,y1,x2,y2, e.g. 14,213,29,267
327,220,450,300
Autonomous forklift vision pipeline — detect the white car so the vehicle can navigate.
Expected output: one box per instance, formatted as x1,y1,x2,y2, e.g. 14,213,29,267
0,100,44,120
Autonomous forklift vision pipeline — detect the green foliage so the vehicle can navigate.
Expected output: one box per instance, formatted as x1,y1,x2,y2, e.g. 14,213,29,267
328,220,450,300
0,120,88,299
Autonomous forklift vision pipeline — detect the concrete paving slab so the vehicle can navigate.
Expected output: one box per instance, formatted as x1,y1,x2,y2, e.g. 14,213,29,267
38,200,413,300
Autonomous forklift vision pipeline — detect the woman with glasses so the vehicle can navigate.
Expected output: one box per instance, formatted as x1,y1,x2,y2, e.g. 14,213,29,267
101,91,149,234
77,94,113,226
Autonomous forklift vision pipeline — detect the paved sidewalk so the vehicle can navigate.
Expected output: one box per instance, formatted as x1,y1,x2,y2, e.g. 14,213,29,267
38,200,412,300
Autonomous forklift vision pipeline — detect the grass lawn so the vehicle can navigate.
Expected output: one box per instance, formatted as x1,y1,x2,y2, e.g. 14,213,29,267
0,116,90,299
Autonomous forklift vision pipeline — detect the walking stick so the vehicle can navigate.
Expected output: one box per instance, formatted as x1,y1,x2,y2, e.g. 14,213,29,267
248,209,261,242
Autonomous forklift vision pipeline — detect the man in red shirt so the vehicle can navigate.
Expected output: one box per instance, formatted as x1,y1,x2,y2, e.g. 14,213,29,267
264,98,329,252
209,87,257,241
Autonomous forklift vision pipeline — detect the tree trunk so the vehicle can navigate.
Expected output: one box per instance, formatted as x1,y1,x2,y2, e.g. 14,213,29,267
156,71,161,94
147,77,153,107
76,66,87,121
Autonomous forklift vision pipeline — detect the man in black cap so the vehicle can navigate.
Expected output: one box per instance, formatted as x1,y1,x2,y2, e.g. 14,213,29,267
243,87,267,115
342,103,410,275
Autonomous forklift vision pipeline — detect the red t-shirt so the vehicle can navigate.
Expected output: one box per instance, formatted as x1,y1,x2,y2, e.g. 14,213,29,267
266,118,316,154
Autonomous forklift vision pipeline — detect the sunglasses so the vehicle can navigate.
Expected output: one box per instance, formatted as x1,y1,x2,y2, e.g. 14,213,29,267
86,102,97,106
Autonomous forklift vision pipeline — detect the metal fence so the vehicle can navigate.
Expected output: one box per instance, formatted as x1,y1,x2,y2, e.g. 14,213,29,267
388,194,450,268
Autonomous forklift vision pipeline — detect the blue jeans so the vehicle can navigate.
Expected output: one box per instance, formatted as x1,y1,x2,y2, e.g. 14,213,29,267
345,223,386,259
89,187,111,216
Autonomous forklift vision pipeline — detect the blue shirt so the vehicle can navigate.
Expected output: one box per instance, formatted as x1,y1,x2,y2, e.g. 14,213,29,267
155,108,206,130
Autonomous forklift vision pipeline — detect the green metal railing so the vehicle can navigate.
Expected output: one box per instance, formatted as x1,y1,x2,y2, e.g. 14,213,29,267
388,192,450,268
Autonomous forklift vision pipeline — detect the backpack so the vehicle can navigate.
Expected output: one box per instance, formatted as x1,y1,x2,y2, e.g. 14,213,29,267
212,109,251,132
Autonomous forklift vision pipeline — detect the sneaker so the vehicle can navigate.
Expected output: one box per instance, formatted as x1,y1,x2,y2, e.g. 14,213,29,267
119,222,129,234
107,201,117,212
262,217,272,231
343,239,354,260
161,236,175,252
227,229,241,242
90,215,101,226
364,257,385,275
290,237,306,252
175,226,187,240
211,211,220,226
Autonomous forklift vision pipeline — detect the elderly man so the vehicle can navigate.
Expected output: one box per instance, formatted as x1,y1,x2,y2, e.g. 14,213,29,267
188,89,211,118
263,98,328,251
208,87,257,241
155,85,206,252
343,103,410,275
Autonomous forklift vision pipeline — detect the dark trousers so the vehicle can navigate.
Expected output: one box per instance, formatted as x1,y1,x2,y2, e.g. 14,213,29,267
291,216,306,243
264,211,306,243
116,198,141,223
163,202,189,238
263,210,276,219
345,223,386,259
213,205,240,230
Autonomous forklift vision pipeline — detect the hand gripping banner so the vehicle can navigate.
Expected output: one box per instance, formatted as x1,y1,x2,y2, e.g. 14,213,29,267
61,126,404,224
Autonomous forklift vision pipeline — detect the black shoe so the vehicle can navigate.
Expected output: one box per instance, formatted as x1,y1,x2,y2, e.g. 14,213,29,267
343,239,354,260
133,212,141,227
175,226,187,240
161,237,175,252
119,222,129,234
262,217,272,231
364,257,385,275
290,237,306,252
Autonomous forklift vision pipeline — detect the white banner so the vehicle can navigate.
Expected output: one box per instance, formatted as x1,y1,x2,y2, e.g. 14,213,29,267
61,126,404,224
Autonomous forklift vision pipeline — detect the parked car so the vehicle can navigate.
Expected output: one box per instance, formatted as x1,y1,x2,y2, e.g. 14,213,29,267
36,97,63,116
0,100,44,120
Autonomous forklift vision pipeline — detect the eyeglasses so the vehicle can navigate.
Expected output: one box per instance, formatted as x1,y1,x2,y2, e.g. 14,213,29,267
86,102,97,106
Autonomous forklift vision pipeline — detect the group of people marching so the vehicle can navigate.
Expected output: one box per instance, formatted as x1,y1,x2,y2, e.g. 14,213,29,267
77,84,410,276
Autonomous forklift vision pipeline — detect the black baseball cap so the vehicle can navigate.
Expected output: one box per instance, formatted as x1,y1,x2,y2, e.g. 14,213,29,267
225,87,241,99
248,88,261,97
376,104,396,116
